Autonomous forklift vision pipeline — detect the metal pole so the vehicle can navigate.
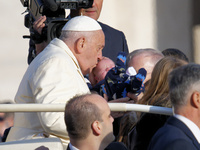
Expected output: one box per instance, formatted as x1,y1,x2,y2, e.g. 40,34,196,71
0,103,173,115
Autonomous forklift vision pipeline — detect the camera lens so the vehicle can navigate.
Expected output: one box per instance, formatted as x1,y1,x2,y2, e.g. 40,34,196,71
47,19,68,43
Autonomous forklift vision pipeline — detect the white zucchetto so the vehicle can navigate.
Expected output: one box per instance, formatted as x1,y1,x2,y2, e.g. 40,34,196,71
62,16,102,31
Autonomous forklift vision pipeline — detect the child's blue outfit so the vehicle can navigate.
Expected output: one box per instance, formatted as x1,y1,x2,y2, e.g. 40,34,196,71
90,52,147,101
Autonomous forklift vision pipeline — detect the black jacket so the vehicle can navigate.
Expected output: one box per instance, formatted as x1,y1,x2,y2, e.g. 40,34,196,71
128,113,169,150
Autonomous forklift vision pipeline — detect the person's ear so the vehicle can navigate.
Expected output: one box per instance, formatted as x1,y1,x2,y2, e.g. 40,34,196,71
91,121,102,136
76,37,86,54
191,91,200,108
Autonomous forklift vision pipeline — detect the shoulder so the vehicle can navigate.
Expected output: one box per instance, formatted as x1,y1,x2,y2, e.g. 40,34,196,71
98,21,125,36
166,139,198,149
148,116,197,149
152,116,188,138
33,39,74,66
27,42,78,80
148,139,198,150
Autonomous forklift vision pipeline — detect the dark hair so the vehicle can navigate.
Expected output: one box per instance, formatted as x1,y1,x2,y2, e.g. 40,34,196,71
162,48,189,62
64,94,103,140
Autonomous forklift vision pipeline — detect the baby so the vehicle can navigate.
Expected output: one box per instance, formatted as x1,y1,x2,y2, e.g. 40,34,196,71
89,57,115,86
88,52,147,101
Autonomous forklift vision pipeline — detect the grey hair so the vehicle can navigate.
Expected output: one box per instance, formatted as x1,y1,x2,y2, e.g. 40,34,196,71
126,48,164,68
59,30,95,44
169,63,200,109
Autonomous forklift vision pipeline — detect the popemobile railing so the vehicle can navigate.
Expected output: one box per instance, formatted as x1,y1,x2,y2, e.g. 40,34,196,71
0,103,173,115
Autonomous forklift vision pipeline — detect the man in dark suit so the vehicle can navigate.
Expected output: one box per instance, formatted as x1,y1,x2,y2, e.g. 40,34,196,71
28,0,129,64
148,63,200,150
98,22,128,61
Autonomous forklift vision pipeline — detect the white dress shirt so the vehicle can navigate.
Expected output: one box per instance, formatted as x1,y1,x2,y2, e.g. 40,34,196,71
69,143,79,150
174,114,200,143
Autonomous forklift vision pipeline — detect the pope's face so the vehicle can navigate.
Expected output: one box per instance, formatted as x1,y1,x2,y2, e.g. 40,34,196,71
82,30,105,75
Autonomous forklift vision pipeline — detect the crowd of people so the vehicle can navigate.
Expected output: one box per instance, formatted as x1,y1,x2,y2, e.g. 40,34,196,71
1,0,200,150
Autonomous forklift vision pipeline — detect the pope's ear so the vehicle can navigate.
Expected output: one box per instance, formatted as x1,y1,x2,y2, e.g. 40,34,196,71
76,37,86,54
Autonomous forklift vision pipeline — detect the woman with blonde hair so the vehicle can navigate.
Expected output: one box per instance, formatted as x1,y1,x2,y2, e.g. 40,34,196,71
128,56,187,150
138,56,187,107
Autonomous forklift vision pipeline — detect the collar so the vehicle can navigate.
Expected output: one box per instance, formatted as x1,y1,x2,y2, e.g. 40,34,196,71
69,143,79,150
174,114,200,143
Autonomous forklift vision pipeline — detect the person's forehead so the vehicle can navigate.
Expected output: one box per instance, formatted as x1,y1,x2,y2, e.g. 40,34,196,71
102,59,114,66
134,53,152,60
131,55,154,69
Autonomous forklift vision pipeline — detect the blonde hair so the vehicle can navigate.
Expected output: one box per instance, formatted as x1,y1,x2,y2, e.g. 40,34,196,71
138,57,187,107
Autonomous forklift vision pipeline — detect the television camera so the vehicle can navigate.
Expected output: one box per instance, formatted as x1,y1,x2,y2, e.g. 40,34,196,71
20,0,93,43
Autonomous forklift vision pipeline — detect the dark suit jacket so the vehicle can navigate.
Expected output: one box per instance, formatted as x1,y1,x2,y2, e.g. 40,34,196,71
105,142,127,150
128,113,169,150
98,22,129,62
67,145,70,150
67,142,127,150
148,116,200,150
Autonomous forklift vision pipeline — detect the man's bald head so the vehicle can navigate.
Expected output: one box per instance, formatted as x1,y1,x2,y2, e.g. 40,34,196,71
127,48,164,84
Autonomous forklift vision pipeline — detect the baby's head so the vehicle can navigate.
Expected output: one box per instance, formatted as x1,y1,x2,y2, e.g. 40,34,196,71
92,57,115,84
